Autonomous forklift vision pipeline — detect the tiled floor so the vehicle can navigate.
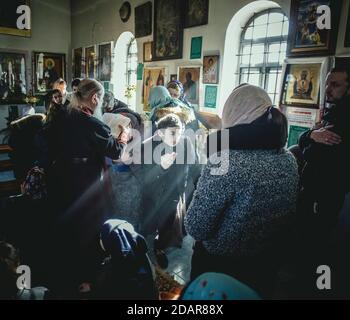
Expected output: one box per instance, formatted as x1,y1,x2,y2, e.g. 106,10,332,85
147,235,194,285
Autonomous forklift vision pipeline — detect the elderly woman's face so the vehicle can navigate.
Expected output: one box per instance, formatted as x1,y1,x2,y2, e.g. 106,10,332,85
168,87,180,99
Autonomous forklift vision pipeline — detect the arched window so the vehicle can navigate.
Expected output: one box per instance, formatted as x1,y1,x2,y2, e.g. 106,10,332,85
238,9,289,104
126,38,138,109
112,32,138,110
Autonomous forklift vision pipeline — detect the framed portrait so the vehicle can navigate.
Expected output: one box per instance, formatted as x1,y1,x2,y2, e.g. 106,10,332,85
203,55,219,84
280,63,322,108
135,2,152,38
287,0,342,57
0,51,27,104
345,4,350,47
0,1,31,37
73,48,82,79
33,52,66,94
143,67,166,111
184,0,209,28
178,66,201,106
85,46,96,79
170,74,177,81
143,42,153,62
153,0,184,61
98,43,112,81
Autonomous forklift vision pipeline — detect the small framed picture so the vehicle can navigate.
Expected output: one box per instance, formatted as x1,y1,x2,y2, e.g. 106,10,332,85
280,63,322,108
135,2,152,38
203,55,219,84
85,46,96,79
0,51,28,104
287,0,342,57
178,66,201,106
98,43,112,81
143,41,153,62
33,51,66,94
73,48,83,78
170,74,177,81
184,0,209,28
143,67,167,110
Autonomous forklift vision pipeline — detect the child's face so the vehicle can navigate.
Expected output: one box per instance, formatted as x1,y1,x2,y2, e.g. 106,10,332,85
160,127,183,146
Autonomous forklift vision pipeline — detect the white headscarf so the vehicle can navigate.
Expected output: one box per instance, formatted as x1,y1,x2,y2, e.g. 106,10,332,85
222,84,272,129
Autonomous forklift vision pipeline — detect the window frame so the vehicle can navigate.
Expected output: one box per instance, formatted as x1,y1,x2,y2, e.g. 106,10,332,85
238,8,289,104
126,37,138,87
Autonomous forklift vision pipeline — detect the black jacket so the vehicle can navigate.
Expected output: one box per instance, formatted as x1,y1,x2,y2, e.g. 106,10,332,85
298,95,350,227
46,107,125,204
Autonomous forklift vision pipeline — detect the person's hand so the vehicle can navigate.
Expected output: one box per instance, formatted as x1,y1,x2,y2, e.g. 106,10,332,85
160,152,177,170
310,125,342,146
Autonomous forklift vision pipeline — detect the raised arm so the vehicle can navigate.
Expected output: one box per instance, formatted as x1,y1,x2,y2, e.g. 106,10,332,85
92,121,127,160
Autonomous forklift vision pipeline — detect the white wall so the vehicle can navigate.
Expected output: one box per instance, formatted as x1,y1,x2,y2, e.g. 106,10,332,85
0,0,72,92
0,0,71,135
70,0,350,115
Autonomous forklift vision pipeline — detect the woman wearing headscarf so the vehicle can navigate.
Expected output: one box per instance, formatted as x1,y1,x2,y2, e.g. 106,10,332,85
167,80,191,107
167,81,200,131
148,86,195,129
185,84,299,298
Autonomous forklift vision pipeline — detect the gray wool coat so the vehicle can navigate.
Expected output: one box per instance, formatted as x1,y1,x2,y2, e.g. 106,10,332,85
185,149,299,257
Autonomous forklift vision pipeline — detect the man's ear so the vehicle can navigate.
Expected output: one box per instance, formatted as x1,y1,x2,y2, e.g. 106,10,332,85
91,93,98,105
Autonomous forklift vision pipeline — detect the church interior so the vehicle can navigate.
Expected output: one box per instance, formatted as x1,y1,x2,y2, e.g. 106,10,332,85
0,0,350,300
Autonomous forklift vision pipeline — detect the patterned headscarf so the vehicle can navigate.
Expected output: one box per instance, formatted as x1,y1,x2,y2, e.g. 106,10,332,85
148,86,191,122
167,80,191,107
181,273,261,300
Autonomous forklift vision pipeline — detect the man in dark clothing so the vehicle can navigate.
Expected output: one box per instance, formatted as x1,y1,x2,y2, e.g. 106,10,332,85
47,107,126,207
44,79,128,297
102,90,142,130
298,68,350,234
103,90,128,113
297,67,350,298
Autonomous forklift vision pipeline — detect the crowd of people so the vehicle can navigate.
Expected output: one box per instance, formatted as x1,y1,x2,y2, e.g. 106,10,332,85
0,65,349,300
